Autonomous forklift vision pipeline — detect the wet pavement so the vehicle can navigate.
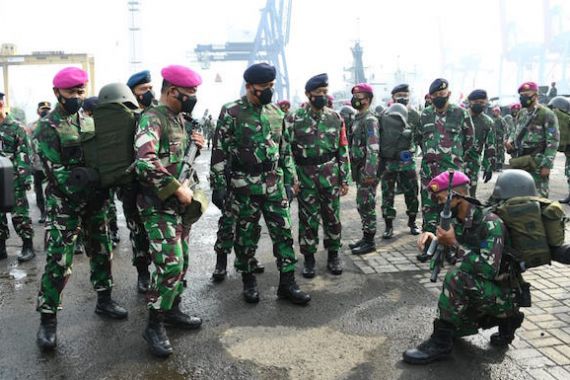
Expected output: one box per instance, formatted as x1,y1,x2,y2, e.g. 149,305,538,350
1,150,569,379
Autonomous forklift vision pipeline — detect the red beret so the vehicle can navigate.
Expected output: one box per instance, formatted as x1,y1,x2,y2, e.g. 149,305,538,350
161,65,202,88
277,100,290,106
518,81,538,93
53,67,88,89
351,83,374,95
428,171,470,193
510,103,521,111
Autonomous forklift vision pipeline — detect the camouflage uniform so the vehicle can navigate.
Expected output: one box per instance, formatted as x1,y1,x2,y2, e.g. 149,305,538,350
134,104,192,312
35,104,113,313
466,112,496,196
210,95,297,273
350,109,380,235
286,104,350,256
504,114,517,138
508,104,559,197
438,204,518,336
0,114,33,241
492,115,507,170
416,104,476,233
553,108,570,193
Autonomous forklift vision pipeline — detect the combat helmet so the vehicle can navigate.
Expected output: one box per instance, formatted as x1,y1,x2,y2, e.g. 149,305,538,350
491,169,537,200
386,103,409,123
98,83,139,110
340,106,355,116
548,96,570,114
374,104,386,115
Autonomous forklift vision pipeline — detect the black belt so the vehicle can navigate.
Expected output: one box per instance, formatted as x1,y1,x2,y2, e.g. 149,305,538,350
521,146,545,156
231,160,278,175
294,152,336,166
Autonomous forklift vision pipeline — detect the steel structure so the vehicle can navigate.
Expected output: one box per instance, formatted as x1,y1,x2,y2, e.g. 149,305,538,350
128,0,143,73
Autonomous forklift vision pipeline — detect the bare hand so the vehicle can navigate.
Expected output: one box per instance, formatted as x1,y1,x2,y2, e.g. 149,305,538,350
340,183,349,196
505,141,513,152
361,177,376,186
191,131,205,149
417,232,436,252
540,167,550,178
436,225,458,247
175,180,193,205
293,182,300,195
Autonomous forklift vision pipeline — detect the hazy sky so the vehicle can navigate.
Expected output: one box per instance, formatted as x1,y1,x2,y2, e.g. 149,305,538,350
1,0,568,121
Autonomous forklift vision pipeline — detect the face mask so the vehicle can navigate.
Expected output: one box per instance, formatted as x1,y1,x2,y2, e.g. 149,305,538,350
176,93,197,114
395,97,409,106
139,90,155,108
39,110,49,118
255,87,274,105
470,103,484,115
58,95,83,115
351,96,365,110
432,96,449,109
511,111,518,117
310,95,327,109
519,94,534,108
424,101,431,108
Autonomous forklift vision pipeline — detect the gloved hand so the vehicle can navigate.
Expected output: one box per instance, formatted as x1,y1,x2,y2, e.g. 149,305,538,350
483,170,493,183
285,185,294,203
212,189,227,210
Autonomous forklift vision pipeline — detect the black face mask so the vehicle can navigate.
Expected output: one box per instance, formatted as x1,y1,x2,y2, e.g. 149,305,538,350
470,103,484,115
351,96,365,110
310,95,327,110
176,92,197,114
432,96,449,109
58,95,83,115
519,94,534,108
511,111,518,117
39,110,50,118
395,97,409,106
139,90,155,108
255,87,274,105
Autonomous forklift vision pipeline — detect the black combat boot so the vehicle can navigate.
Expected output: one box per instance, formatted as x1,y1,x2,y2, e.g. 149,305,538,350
95,289,128,319
383,219,394,239
143,309,173,358
560,194,570,204
136,262,151,293
403,319,455,364
164,296,202,330
38,210,47,224
0,239,7,260
74,238,84,255
490,311,525,347
349,236,365,249
242,272,260,303
301,253,316,278
327,250,343,275
251,257,265,274
212,253,228,282
17,238,35,263
37,313,57,350
408,215,421,236
110,220,120,245
351,233,376,255
277,271,311,305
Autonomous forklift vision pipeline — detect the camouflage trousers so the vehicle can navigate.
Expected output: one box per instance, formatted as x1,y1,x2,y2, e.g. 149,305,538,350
139,207,190,312
214,198,261,256
0,183,33,240
356,180,379,235
231,190,297,273
298,185,341,255
565,153,570,190
438,267,517,336
37,189,113,314
108,190,118,232
117,185,151,266
420,160,459,233
380,166,419,220
527,167,550,198
496,145,506,166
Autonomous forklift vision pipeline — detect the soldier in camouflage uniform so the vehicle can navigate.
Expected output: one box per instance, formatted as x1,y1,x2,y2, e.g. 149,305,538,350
403,171,524,364
379,84,421,239
35,67,128,351
0,91,35,262
210,62,311,306
506,82,559,198
504,103,520,139
348,83,380,255
415,78,477,234
464,89,496,197
285,73,350,278
548,97,570,203
490,106,507,171
339,106,355,145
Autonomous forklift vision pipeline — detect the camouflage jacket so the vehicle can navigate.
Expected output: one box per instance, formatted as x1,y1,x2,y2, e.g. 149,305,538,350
508,104,559,169
503,114,516,138
285,104,350,189
134,104,188,201
349,109,380,181
210,95,295,195
416,104,477,177
553,108,570,152
466,112,496,177
454,203,507,280
492,115,508,142
0,113,32,186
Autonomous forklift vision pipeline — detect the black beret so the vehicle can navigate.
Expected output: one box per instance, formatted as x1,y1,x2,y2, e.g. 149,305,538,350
467,89,488,101
391,83,409,95
83,96,99,112
37,101,51,109
429,78,449,95
127,70,151,89
305,73,328,92
243,63,276,84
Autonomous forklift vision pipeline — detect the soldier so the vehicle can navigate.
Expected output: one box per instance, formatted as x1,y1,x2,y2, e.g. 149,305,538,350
548,97,570,203
348,83,380,255
403,170,525,364
35,67,127,351
491,106,508,171
0,91,35,262
27,101,51,224
286,73,350,278
210,62,311,305
380,84,421,239
339,106,355,145
277,99,291,115
505,82,559,198
128,69,156,109
548,81,557,102
134,65,206,357
326,94,334,108
415,78,476,234
205,114,214,149
464,89,496,197
504,103,520,138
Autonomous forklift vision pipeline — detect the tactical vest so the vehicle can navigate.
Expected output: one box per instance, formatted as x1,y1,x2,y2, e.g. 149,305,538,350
554,108,570,152
380,114,412,160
